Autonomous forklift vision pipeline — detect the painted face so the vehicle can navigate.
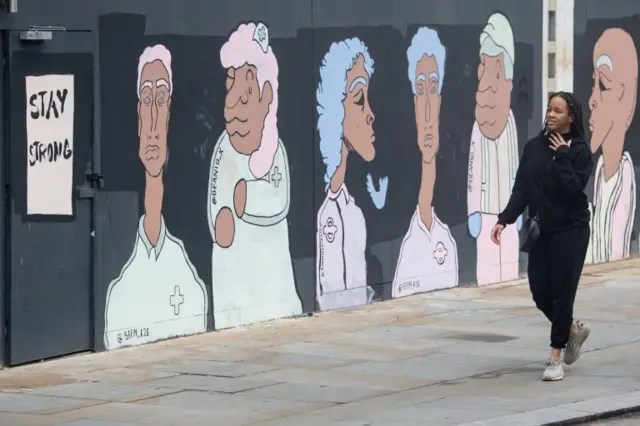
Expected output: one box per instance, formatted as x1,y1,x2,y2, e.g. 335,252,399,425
138,60,171,178
224,64,272,155
414,55,441,164
475,53,513,140
546,95,573,133
342,55,376,162
588,28,638,153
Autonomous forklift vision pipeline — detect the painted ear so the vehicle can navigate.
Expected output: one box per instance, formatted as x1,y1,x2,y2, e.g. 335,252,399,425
505,79,514,93
626,83,638,129
262,81,273,105
137,101,141,137
167,97,171,126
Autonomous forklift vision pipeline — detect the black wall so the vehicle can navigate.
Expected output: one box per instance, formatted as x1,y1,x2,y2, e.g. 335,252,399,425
0,0,544,360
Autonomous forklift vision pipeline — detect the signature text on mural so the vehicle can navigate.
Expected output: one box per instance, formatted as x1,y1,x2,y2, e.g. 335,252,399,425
210,148,223,205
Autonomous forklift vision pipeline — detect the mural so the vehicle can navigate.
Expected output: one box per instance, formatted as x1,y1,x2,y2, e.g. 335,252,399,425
91,0,541,354
392,27,459,298
585,28,637,264
208,22,302,329
467,12,521,286
104,45,208,349
315,38,378,311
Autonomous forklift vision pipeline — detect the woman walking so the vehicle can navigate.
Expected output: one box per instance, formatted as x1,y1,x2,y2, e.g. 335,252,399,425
491,92,593,381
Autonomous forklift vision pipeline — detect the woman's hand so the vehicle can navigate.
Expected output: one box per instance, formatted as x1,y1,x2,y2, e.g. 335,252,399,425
490,223,505,245
549,132,569,151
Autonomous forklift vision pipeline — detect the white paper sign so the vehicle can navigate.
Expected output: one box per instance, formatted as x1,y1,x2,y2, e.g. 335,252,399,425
25,74,74,215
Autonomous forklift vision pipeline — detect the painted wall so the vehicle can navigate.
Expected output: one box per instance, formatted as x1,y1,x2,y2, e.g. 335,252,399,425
1,0,544,354
94,0,543,350
574,0,640,265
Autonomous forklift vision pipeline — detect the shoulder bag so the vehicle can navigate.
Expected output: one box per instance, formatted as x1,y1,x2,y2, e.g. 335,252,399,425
520,212,540,253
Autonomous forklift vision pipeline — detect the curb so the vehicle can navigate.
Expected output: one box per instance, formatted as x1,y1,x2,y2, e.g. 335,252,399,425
458,391,640,426
547,404,640,425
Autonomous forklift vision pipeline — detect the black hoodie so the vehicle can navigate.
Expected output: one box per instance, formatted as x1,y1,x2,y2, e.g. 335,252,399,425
497,131,594,233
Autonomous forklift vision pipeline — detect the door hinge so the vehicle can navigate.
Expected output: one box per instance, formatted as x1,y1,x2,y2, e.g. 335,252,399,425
87,173,104,189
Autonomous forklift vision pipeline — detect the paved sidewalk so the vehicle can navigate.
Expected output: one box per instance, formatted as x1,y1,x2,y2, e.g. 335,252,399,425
2,259,640,426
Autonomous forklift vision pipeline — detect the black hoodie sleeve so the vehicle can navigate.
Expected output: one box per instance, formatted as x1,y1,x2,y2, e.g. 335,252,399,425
497,148,528,226
552,143,593,194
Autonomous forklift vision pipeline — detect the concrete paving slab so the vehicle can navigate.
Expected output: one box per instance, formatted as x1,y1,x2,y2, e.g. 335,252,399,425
0,413,71,425
456,407,592,425
238,382,388,404
52,402,230,426
134,389,333,422
145,360,279,377
243,353,361,369
140,374,281,393
65,368,180,385
26,383,179,402
58,421,147,426
0,393,103,415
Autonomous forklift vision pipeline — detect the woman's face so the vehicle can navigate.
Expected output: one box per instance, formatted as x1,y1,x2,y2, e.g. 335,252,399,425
546,96,573,133
342,55,376,162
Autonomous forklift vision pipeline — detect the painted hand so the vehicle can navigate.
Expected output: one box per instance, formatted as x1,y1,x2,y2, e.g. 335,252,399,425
549,132,569,151
234,179,247,217
467,211,482,239
491,223,505,245
215,207,235,248
366,174,388,210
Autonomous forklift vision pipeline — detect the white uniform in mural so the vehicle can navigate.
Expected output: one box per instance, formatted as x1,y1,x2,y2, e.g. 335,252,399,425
393,206,458,298
208,131,301,329
587,153,636,263
316,184,369,310
104,217,208,349
104,44,208,350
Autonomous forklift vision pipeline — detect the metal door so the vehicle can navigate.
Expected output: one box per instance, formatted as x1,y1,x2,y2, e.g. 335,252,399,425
6,30,95,365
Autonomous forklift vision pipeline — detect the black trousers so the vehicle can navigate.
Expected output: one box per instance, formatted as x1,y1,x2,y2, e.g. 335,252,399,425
527,226,590,349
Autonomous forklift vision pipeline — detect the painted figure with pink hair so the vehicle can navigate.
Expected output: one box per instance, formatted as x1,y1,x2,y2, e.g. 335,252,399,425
207,22,301,329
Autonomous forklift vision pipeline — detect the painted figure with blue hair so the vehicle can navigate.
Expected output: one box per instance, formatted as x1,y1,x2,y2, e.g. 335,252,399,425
467,12,521,286
315,37,378,311
392,27,459,299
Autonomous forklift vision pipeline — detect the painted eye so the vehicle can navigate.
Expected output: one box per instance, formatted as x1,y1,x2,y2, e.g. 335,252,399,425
158,96,165,105
430,86,437,94
417,86,424,96
144,96,151,105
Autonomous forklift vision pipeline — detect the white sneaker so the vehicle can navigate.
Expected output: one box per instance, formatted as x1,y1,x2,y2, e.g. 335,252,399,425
542,358,564,381
564,320,591,365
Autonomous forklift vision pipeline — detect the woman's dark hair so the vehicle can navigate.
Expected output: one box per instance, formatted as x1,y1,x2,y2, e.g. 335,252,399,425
541,91,587,140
